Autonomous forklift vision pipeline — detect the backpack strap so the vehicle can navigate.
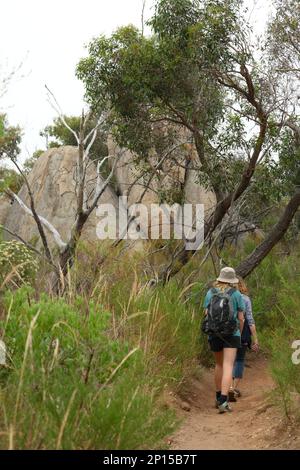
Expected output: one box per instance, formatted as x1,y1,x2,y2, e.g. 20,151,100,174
225,287,236,296
210,287,219,294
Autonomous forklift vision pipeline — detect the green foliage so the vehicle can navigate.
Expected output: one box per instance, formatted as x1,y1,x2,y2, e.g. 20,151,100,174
273,127,300,193
0,288,176,449
72,241,202,383
40,115,108,162
131,282,201,384
0,166,22,193
0,241,38,288
2,232,300,449
262,278,300,419
0,115,22,196
1,0,300,447
0,114,21,161
23,149,44,174
268,0,300,72
76,0,298,210
149,0,202,38
235,246,300,420
0,241,205,449
76,1,240,161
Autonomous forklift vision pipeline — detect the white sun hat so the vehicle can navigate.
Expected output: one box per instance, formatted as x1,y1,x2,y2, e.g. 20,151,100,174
217,267,239,285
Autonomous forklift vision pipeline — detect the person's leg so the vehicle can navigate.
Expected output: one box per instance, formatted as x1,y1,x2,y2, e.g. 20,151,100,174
221,348,237,397
214,350,223,395
209,338,223,404
233,345,247,392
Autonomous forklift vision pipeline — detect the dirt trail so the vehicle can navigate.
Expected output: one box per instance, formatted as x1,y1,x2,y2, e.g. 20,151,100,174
170,354,300,450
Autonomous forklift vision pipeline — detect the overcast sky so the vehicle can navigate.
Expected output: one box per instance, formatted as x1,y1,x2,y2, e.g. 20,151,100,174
1,0,272,164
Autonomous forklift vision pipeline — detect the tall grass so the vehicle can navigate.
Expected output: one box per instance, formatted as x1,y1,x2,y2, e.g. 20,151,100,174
2,233,299,448
246,251,300,421
0,240,205,449
0,287,180,449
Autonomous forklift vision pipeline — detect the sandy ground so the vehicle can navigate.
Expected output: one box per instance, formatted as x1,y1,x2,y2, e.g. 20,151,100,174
169,354,300,450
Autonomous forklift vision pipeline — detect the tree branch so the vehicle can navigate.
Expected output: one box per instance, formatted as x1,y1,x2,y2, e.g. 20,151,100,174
6,190,67,253
8,160,56,263
236,188,300,278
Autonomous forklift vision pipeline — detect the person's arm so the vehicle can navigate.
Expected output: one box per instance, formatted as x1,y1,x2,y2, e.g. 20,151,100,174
246,298,259,351
250,324,259,351
236,291,246,334
203,290,211,316
238,311,245,334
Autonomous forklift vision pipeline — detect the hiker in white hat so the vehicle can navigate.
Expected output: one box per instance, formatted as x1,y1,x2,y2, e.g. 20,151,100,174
216,267,239,284
202,267,245,413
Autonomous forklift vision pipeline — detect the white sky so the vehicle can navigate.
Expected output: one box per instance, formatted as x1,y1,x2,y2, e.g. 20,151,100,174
0,0,272,164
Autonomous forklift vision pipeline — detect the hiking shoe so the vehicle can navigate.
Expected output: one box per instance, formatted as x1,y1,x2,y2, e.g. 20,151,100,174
233,389,241,398
228,390,237,402
218,401,232,414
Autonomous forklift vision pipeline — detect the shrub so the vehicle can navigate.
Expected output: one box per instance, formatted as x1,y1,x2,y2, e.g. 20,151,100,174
245,248,300,421
0,288,176,449
129,282,202,386
0,241,38,288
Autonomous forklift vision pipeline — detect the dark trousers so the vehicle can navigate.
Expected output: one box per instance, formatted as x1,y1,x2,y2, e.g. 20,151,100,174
233,344,247,379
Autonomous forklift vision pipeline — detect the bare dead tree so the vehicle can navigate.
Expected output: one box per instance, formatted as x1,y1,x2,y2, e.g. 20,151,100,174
5,161,55,265
2,90,120,290
112,139,192,244
0,61,24,102
141,0,147,37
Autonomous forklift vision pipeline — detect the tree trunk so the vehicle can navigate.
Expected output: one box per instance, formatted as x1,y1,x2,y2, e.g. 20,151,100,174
236,189,300,278
58,212,88,277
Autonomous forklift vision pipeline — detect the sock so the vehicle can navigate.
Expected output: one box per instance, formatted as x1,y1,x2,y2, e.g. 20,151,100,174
219,394,228,405
216,391,221,401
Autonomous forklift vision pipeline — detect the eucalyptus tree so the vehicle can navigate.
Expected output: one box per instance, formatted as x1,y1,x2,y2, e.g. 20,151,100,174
235,0,300,277
0,114,21,162
77,0,289,280
1,106,118,290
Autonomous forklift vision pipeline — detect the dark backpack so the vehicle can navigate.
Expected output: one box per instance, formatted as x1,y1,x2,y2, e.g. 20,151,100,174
202,287,238,336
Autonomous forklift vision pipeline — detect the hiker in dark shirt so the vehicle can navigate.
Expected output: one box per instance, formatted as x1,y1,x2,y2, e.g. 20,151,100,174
203,267,245,414
229,278,259,402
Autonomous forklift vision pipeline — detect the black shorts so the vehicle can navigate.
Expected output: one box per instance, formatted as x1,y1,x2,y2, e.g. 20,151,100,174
209,335,241,352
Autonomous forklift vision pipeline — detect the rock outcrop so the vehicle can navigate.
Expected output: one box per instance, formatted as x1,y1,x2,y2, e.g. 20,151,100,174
108,135,216,216
0,197,11,228
1,146,119,249
1,141,217,250
108,136,216,239
107,136,217,241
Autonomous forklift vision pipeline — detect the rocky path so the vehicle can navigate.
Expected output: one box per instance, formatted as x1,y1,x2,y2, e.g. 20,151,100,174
170,354,300,450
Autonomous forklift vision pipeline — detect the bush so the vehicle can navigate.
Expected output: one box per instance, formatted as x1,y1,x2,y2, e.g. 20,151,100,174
130,282,202,386
245,248,300,420
0,241,38,288
0,288,176,449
